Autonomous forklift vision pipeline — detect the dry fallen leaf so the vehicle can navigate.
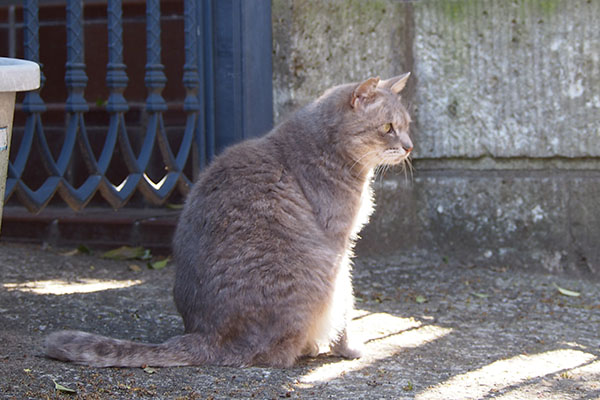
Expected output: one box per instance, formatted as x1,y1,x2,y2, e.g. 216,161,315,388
148,258,170,270
60,249,80,257
415,295,427,304
129,264,142,272
53,380,76,394
554,283,581,297
102,246,152,261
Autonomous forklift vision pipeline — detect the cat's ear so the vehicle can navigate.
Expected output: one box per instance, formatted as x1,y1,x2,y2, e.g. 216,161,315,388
351,77,380,108
378,72,410,94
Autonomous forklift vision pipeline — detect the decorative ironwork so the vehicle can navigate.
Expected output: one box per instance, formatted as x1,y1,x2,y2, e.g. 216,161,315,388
6,0,273,213
99,0,133,207
140,0,182,204
8,0,49,211
7,0,199,212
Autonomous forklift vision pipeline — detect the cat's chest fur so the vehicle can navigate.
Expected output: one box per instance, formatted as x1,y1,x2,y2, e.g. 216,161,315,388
314,169,374,250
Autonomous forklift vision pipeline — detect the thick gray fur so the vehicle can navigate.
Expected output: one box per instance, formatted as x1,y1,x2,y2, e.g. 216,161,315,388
45,74,413,368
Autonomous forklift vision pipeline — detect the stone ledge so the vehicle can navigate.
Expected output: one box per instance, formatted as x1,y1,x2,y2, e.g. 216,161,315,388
358,169,600,277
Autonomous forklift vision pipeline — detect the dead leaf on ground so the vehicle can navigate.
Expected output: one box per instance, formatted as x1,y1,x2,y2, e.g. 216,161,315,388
60,245,91,257
148,257,171,270
77,245,91,254
415,295,427,304
53,380,76,394
60,249,80,257
554,283,581,297
129,264,142,272
102,246,152,261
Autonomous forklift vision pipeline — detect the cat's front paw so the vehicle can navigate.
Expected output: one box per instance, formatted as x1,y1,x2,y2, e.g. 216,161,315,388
331,341,364,359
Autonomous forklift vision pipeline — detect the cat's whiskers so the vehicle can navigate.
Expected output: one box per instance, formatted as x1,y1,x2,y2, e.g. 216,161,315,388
375,153,415,184
348,150,381,177
406,156,414,181
401,160,409,182
397,156,414,183
373,164,387,189
382,164,391,187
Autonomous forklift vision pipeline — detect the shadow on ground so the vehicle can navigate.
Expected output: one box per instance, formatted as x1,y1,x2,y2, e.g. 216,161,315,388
0,242,598,399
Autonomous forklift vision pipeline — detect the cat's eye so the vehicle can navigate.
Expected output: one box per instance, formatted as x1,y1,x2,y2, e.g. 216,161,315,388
381,123,393,133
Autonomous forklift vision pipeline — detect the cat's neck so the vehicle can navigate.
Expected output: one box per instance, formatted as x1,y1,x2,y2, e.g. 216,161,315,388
278,103,372,183
272,112,374,244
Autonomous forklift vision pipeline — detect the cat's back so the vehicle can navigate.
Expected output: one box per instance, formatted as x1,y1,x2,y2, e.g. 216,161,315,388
173,133,320,268
182,134,292,220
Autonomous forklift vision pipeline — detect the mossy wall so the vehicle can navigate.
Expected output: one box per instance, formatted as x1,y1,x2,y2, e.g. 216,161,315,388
271,0,600,275
272,0,414,122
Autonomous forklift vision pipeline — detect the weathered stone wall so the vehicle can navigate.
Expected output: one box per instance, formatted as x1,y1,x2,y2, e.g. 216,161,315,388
272,0,600,276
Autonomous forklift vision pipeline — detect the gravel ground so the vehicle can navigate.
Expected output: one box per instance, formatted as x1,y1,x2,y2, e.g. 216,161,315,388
0,241,599,399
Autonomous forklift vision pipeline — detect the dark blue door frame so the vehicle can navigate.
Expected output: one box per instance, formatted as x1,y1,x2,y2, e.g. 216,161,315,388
210,0,273,154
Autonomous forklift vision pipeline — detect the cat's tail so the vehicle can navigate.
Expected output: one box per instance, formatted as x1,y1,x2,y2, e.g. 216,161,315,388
44,330,213,367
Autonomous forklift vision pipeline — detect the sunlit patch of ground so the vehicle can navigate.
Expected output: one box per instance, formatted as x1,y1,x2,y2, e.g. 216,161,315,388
301,309,452,383
415,349,597,399
2,278,143,295
299,310,599,399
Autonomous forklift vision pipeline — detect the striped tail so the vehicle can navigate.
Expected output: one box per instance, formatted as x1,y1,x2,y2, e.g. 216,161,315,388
44,330,212,367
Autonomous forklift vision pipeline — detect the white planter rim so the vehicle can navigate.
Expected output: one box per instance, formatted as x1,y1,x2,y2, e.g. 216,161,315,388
0,57,41,93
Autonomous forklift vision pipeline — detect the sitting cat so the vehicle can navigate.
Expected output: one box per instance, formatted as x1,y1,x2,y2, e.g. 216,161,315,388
45,73,413,368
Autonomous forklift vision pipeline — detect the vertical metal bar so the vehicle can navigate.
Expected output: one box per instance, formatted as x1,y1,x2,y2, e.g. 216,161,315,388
183,0,203,174
138,0,170,202
23,0,39,64
22,0,46,113
8,6,15,58
240,0,273,139
65,0,89,114
183,0,199,101
103,0,140,181
106,0,129,114
194,1,206,173
104,0,128,175
145,0,167,113
209,0,273,153
8,0,47,208
63,0,91,208
231,0,243,144
201,0,216,161
100,0,129,175
227,0,245,145
212,0,237,153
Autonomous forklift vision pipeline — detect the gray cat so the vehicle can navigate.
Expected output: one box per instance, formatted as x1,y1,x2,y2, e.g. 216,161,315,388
45,73,413,368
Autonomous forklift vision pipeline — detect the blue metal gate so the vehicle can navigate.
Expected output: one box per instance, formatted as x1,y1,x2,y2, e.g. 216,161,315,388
4,0,273,212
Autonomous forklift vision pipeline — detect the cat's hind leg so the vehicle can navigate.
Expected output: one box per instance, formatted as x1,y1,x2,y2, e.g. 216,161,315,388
250,329,313,367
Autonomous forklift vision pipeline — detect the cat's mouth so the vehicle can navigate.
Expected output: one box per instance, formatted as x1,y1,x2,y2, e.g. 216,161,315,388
382,148,411,165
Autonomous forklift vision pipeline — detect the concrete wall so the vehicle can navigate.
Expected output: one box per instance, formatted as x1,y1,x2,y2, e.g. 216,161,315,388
272,0,600,276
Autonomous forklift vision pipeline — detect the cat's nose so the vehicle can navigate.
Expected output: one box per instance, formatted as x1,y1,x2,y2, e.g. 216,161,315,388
399,132,413,153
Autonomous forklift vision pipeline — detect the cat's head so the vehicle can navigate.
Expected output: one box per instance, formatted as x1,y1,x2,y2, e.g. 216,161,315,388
336,73,413,171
